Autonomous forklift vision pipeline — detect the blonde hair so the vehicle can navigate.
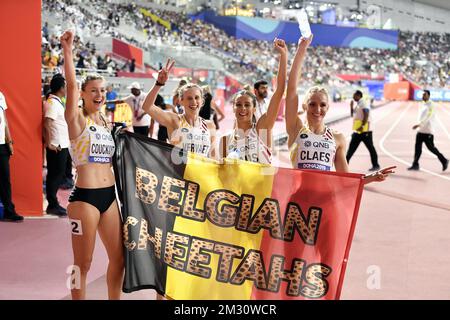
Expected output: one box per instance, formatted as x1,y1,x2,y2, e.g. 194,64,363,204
81,73,105,91
178,83,203,100
80,73,106,120
302,86,329,109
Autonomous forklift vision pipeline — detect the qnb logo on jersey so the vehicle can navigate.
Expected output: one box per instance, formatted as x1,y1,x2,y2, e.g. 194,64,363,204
300,134,308,139
235,143,257,152
313,141,329,149
187,133,208,142
89,126,97,132
181,128,189,133
304,141,329,149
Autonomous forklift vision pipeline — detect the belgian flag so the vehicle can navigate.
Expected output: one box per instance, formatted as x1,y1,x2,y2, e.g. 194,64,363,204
114,131,364,300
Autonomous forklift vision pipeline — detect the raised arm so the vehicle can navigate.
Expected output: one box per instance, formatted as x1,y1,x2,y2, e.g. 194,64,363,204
257,38,288,131
142,59,179,129
285,35,313,140
60,30,84,138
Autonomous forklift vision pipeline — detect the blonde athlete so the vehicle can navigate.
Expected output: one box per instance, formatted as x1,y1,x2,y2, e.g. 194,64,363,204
285,35,395,184
219,38,288,164
61,30,124,300
142,59,216,158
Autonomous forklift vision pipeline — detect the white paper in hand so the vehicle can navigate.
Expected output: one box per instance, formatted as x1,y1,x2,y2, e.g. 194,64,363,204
297,8,311,38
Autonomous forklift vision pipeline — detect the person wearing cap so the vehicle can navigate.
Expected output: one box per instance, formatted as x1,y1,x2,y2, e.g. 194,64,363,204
43,74,70,216
106,81,150,136
0,90,24,222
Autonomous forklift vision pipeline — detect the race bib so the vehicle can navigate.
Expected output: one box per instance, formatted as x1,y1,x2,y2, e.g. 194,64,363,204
88,125,115,163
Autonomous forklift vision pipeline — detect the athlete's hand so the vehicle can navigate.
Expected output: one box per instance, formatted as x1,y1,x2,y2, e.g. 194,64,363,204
157,58,175,85
298,34,313,50
60,30,74,50
412,124,420,130
364,166,396,184
47,144,60,152
273,38,287,55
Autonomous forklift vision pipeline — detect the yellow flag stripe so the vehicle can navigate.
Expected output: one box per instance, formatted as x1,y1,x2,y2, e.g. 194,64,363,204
165,156,274,299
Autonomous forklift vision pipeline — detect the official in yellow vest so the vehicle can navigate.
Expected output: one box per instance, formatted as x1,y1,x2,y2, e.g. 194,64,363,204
346,90,380,171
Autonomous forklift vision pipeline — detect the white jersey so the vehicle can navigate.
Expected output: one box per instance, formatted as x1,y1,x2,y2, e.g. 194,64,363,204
44,95,70,148
225,124,272,164
254,98,268,122
417,100,436,134
290,126,336,171
170,115,211,157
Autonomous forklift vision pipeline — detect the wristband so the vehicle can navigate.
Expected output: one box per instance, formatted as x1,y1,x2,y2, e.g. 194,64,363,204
155,81,165,86
7,140,13,145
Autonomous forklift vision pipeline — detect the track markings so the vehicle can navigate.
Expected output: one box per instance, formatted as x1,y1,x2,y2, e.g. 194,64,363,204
379,103,450,182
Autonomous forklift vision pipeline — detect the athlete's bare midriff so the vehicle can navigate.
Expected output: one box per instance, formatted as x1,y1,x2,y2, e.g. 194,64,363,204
74,163,115,188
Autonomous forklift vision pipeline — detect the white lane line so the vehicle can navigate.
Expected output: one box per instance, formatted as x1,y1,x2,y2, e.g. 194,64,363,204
438,103,450,121
425,104,450,156
436,107,450,142
379,102,450,182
